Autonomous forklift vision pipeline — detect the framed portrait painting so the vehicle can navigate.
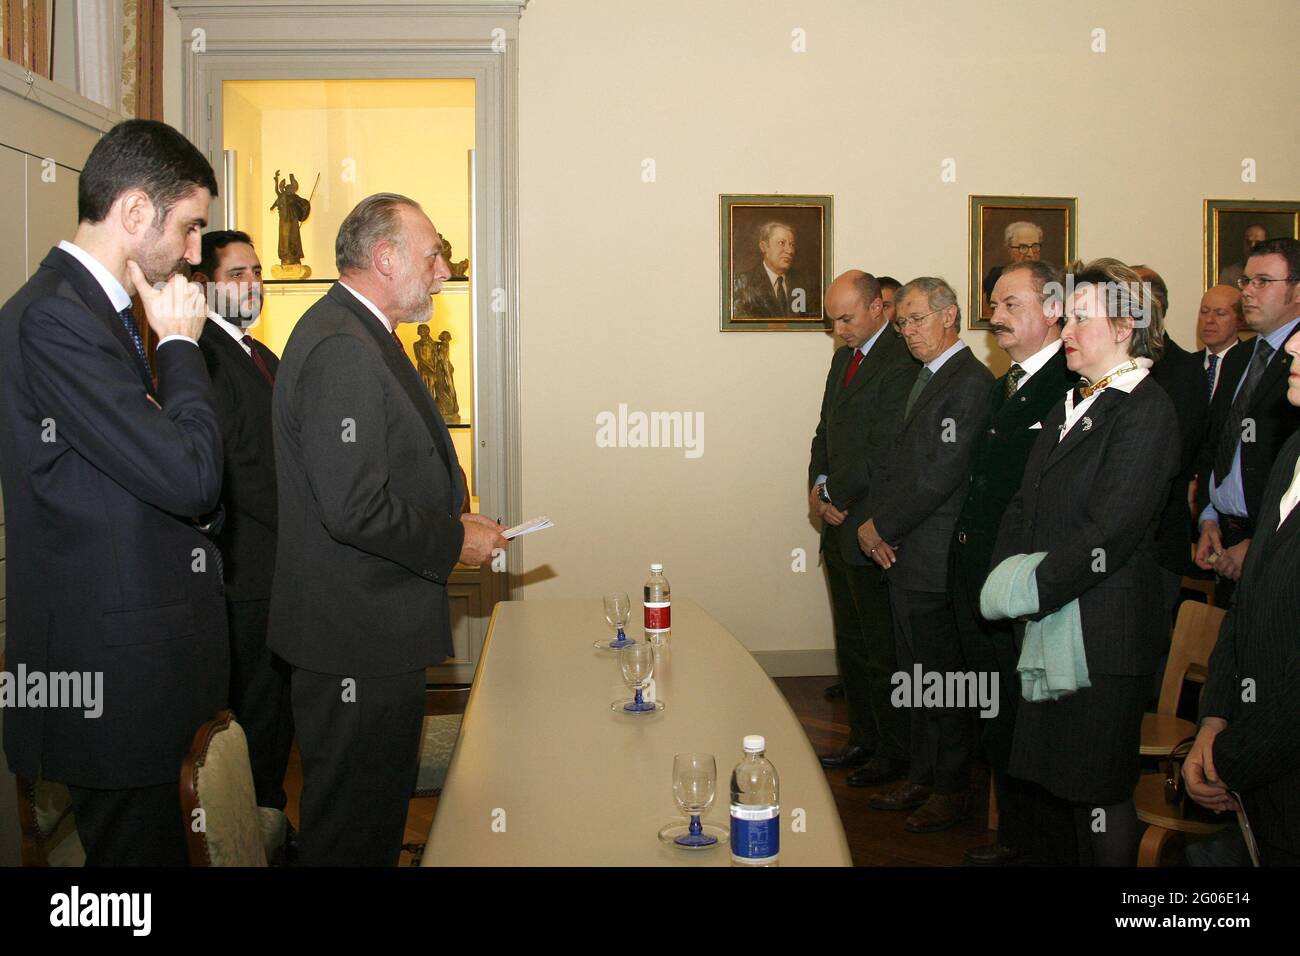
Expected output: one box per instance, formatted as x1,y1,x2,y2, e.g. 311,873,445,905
1204,199,1300,290
968,195,1077,331
720,194,833,331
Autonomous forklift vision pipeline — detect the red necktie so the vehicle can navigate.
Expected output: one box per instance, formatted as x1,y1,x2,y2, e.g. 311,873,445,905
844,349,865,385
241,335,275,386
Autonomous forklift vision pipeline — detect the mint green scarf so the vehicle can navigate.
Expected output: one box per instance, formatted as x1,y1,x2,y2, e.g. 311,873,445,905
980,552,1090,702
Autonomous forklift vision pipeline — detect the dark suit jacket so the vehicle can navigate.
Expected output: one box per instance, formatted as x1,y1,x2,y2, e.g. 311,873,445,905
808,329,918,566
268,283,465,677
1200,428,1300,858
199,320,280,602
1149,332,1209,575
0,247,228,788
867,346,994,592
1196,320,1300,529
992,377,1180,675
952,347,1076,599
732,262,821,319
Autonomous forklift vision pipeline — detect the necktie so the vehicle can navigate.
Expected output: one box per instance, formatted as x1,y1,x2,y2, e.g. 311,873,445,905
844,349,865,386
1005,363,1025,399
904,366,933,418
117,305,150,379
774,276,789,314
1213,339,1275,483
241,335,275,386
1205,353,1219,397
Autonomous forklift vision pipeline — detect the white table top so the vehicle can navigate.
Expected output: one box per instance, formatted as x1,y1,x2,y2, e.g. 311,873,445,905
422,598,852,866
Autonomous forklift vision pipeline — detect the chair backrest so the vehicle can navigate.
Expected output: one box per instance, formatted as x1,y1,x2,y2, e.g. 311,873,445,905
179,710,267,867
1156,601,1227,717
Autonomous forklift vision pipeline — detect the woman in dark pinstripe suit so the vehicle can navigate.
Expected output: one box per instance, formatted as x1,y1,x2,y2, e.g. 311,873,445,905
992,259,1181,865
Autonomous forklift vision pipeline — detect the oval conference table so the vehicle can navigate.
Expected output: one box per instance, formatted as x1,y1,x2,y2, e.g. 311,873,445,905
421,598,852,866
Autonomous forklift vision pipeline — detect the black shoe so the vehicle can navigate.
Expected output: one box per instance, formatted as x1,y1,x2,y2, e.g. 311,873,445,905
847,756,908,787
963,842,1024,866
823,683,846,700
819,744,872,770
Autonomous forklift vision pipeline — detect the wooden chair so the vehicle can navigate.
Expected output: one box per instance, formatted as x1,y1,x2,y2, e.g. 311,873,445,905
1141,601,1225,757
1135,773,1229,866
180,710,287,867
15,774,85,867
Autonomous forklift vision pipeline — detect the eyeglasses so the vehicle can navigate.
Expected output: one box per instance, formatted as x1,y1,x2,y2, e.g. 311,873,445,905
894,308,942,331
1010,243,1042,255
1236,275,1294,290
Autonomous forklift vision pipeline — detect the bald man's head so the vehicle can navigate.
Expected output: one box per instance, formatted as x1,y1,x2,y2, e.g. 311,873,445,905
1198,283,1243,352
824,269,884,348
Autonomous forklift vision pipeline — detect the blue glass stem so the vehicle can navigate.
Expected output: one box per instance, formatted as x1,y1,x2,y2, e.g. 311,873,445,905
633,685,644,707
689,814,703,837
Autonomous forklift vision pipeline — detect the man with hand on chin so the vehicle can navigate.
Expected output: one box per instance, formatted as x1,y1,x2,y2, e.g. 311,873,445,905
0,119,226,865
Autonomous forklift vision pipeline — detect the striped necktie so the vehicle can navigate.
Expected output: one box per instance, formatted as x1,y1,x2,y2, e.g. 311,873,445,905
117,305,150,378
1205,352,1219,397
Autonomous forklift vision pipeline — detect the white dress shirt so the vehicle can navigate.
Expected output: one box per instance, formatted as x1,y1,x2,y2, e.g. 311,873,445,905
207,311,252,355
1203,337,1239,398
1278,454,1300,529
1059,358,1152,442
338,280,395,333
1010,339,1062,391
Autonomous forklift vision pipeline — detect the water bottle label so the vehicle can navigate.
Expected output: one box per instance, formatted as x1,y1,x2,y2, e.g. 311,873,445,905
644,601,670,630
730,804,779,863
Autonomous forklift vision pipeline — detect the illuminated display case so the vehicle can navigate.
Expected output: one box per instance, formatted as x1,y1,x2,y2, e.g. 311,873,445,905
221,77,479,504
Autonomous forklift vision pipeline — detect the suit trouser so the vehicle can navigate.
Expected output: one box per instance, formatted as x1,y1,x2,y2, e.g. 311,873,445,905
824,547,907,759
68,781,190,866
228,597,295,811
291,666,425,866
951,566,1037,854
889,583,972,794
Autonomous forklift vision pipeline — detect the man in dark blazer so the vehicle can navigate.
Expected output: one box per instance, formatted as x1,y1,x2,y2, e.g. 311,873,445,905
194,230,294,815
1133,267,1210,632
1187,325,1300,866
1195,284,1243,400
858,277,994,832
808,270,918,786
732,221,821,318
270,194,508,866
1195,239,1300,606
0,120,226,865
951,260,1075,864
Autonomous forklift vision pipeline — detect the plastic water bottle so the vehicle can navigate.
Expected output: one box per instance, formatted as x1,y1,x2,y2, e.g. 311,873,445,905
730,734,780,866
643,563,670,644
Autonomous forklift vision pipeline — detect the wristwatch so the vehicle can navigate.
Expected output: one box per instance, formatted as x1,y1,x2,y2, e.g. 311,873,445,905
816,483,832,504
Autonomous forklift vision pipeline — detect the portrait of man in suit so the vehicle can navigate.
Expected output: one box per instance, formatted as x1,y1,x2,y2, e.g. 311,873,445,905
0,119,226,865
969,197,1075,328
269,193,509,866
721,196,830,330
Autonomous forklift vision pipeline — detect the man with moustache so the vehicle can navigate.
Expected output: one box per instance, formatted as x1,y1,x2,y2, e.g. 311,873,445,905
1196,284,1244,399
270,194,509,865
1195,238,1300,607
0,120,224,864
193,231,294,820
809,270,918,785
858,278,993,832
879,276,901,327
952,260,1075,865
732,221,822,318
1186,324,1300,866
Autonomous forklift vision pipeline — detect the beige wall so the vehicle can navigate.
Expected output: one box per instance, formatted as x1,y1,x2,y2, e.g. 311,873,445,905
513,0,1300,664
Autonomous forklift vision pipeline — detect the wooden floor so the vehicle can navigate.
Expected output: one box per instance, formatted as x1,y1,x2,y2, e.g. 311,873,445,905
280,676,994,867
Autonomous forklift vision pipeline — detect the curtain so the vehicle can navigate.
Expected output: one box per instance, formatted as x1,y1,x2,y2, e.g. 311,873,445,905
74,0,117,110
